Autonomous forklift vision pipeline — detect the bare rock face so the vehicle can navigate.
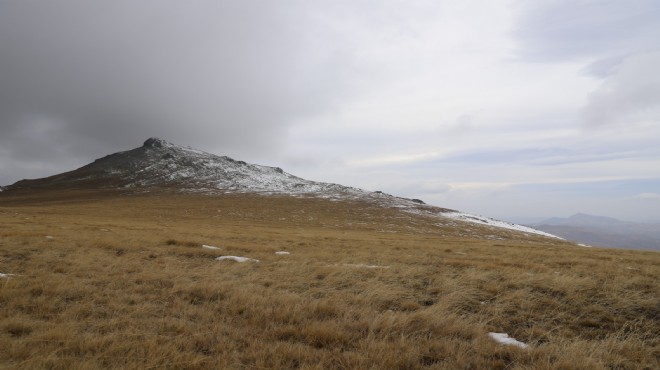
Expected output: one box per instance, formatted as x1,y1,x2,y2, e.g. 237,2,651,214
143,137,165,148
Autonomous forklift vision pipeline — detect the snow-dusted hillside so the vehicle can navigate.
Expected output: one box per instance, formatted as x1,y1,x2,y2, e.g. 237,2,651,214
3,137,559,239
5,138,361,194
115,138,364,194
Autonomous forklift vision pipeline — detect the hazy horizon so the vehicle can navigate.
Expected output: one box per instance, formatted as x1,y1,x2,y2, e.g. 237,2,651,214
1,1,659,223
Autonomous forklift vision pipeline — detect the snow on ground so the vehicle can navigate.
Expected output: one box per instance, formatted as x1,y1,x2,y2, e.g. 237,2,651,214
202,245,221,250
578,243,593,247
216,256,259,263
488,333,529,349
441,211,563,239
275,251,290,255
0,273,13,279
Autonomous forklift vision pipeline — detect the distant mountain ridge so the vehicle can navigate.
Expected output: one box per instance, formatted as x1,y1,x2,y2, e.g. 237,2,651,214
541,213,624,227
531,213,660,251
2,137,560,240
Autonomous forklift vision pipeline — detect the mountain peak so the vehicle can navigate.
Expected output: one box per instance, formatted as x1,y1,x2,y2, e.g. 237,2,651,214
569,213,620,223
143,137,170,148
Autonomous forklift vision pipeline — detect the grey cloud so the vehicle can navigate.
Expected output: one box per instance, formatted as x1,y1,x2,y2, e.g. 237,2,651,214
512,0,660,63
581,55,627,78
582,51,660,128
512,1,660,131
0,0,364,183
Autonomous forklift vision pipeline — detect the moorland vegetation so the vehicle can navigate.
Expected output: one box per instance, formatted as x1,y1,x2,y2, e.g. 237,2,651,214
0,190,658,369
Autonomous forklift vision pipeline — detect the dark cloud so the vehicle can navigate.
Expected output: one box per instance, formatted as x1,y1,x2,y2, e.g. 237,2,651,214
0,0,360,183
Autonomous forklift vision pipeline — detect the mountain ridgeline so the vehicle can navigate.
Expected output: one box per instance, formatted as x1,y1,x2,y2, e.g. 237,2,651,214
6,138,358,194
2,137,560,240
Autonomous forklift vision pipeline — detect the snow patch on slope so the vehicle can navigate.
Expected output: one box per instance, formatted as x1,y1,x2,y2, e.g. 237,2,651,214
441,211,563,239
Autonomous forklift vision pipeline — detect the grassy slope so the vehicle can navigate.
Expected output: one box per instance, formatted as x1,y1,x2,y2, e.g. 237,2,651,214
0,191,658,369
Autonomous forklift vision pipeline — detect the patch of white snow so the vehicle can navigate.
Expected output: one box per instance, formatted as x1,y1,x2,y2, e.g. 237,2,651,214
488,332,529,349
441,211,563,239
202,245,221,250
275,251,290,255
216,256,259,263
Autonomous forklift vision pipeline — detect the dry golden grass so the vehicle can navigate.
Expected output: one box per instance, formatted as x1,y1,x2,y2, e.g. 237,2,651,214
0,190,658,369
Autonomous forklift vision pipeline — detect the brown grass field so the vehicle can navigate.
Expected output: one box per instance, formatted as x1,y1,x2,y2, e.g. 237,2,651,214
0,190,658,369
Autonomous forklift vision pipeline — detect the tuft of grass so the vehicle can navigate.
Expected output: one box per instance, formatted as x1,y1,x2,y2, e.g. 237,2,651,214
4,321,32,338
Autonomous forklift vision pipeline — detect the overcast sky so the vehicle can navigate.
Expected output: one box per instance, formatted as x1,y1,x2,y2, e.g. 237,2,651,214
1,0,659,222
